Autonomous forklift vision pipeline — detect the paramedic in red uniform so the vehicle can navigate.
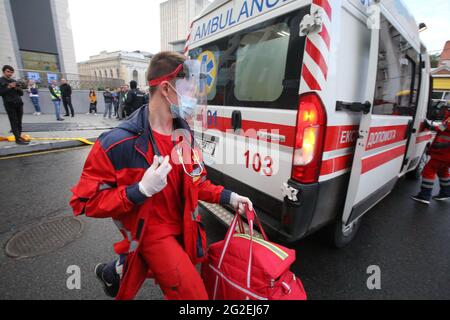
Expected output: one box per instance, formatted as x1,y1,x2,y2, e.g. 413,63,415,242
411,109,450,204
70,51,253,300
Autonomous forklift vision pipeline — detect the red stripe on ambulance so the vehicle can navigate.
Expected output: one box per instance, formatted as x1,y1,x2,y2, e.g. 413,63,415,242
305,40,328,79
365,125,408,151
323,125,359,152
313,0,332,21
416,133,433,144
320,154,353,176
302,64,322,91
361,145,406,174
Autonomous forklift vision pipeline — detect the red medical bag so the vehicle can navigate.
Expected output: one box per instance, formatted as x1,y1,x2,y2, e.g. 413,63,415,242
201,206,307,300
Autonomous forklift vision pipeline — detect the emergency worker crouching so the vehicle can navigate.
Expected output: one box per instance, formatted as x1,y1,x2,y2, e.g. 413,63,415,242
69,51,253,300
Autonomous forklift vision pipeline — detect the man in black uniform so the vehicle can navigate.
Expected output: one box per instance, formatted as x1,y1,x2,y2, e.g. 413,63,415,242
60,78,75,117
125,80,145,116
0,65,29,145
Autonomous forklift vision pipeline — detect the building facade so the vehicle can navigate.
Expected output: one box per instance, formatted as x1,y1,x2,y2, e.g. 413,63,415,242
432,41,450,98
160,0,211,52
78,51,152,89
0,0,77,76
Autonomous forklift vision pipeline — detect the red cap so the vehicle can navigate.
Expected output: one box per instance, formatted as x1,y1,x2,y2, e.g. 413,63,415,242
148,64,183,87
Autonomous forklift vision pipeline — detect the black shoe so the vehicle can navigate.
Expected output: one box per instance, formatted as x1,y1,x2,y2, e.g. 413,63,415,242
95,263,120,298
63,114,70,117
433,194,450,201
411,194,431,204
57,118,65,121
15,138,30,145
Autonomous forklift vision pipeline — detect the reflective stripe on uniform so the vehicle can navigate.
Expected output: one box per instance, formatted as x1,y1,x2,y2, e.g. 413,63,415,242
421,178,435,189
233,234,289,260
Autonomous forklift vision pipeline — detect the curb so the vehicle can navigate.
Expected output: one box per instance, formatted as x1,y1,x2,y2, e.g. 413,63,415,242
0,138,97,158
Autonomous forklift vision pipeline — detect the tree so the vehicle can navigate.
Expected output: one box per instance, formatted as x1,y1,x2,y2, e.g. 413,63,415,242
430,54,441,68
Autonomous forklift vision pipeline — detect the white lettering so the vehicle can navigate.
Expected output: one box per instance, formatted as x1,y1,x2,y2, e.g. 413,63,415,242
179,304,214,318
340,130,358,144
367,130,397,148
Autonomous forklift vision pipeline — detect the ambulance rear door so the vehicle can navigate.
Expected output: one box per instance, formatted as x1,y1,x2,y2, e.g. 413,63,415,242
189,4,311,218
341,8,422,229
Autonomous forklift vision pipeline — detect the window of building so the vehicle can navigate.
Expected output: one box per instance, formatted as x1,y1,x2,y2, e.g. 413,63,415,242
373,18,421,117
431,91,443,100
110,69,114,78
133,70,138,82
21,50,60,72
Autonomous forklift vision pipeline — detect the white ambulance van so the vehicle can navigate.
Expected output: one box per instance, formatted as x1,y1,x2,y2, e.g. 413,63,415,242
187,0,434,247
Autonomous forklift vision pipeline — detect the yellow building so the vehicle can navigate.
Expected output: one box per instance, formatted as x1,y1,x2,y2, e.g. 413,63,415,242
431,41,450,101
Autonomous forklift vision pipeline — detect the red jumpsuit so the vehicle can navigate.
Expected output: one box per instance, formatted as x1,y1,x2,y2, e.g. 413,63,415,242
420,117,450,198
70,106,232,300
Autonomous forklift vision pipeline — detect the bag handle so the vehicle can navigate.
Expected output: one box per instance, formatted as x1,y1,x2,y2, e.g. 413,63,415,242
213,204,269,299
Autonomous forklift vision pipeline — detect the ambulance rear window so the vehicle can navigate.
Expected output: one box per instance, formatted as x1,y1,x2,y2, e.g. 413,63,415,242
372,18,421,117
234,22,290,102
189,7,308,110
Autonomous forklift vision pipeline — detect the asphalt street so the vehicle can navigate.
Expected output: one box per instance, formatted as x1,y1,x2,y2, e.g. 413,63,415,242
0,147,448,300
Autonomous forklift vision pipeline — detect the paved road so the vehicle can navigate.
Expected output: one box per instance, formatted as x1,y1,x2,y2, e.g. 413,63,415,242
0,147,448,300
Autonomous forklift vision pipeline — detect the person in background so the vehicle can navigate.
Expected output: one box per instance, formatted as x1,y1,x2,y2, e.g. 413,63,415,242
118,85,129,120
0,65,29,145
103,87,113,119
60,78,75,117
143,89,150,105
48,80,64,121
112,88,120,118
88,89,97,115
125,80,145,116
27,80,41,116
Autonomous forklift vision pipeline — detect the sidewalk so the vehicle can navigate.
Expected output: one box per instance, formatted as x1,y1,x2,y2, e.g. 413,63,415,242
0,113,119,157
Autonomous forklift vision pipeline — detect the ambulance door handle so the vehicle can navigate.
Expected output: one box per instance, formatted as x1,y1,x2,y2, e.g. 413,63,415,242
231,110,242,132
336,101,372,114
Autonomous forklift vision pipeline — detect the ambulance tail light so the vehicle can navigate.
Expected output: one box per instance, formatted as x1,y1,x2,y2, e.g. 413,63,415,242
292,93,327,184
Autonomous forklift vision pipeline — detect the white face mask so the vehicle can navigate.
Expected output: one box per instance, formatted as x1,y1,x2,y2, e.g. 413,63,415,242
166,83,197,120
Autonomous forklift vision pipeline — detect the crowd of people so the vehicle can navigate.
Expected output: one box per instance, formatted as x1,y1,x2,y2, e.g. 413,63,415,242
0,64,150,145
86,81,149,120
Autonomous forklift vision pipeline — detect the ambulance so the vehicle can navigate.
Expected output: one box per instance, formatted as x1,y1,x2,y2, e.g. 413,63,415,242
186,0,435,247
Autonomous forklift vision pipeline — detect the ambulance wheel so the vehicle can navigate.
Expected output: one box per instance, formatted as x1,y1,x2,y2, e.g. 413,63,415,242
406,150,429,180
331,217,362,248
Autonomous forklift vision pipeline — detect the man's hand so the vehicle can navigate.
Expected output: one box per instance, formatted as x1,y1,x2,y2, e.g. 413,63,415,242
138,155,172,197
8,82,16,89
230,192,253,215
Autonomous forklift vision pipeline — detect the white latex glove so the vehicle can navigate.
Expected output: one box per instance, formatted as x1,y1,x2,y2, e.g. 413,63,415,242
138,155,172,197
230,192,253,215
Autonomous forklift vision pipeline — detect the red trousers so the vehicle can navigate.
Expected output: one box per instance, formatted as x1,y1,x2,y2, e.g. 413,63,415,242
421,158,450,193
422,158,450,181
141,233,208,300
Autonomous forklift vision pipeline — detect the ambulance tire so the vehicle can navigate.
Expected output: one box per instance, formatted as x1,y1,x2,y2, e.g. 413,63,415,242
406,149,429,180
330,216,362,249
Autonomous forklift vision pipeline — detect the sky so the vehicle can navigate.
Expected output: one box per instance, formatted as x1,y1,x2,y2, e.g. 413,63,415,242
68,0,450,63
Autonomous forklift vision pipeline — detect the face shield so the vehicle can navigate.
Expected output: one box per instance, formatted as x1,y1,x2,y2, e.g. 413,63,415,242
172,59,208,132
